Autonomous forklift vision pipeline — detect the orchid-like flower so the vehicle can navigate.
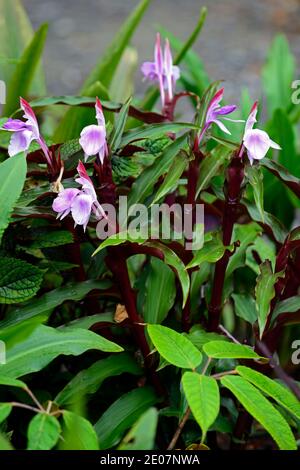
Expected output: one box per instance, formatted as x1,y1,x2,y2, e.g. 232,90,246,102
52,161,106,231
79,97,108,164
242,102,281,164
1,97,52,167
197,88,242,146
141,33,180,107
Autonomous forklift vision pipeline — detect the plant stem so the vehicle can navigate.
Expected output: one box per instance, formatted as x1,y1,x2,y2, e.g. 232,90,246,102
208,155,244,331
167,407,191,450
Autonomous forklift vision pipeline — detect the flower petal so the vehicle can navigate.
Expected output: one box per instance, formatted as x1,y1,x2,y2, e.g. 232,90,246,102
71,193,93,230
95,97,106,127
20,97,40,138
212,119,231,135
244,101,258,134
52,188,80,217
2,119,28,132
79,124,106,157
243,129,270,160
270,139,281,150
8,129,34,156
141,61,157,81
217,104,237,115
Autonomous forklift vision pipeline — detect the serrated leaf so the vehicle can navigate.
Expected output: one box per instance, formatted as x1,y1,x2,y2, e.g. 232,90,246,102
94,387,157,449
147,324,202,369
56,353,141,406
203,341,262,360
1,279,111,328
182,372,220,441
0,257,43,304
221,375,297,450
255,260,283,338
27,413,61,450
118,408,158,450
0,324,122,378
236,366,300,420
4,24,48,115
0,153,27,243
61,411,98,450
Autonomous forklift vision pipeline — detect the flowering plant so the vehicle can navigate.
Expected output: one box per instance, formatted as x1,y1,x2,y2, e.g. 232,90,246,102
0,0,300,452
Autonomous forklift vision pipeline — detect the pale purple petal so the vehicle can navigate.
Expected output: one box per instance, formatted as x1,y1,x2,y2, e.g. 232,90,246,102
172,65,180,82
71,193,93,230
243,129,270,160
95,97,106,128
141,61,158,81
164,38,173,100
2,119,28,132
8,129,34,156
79,124,106,157
154,33,164,75
52,188,80,218
217,105,237,115
270,139,281,150
20,97,40,139
245,101,258,134
207,88,224,117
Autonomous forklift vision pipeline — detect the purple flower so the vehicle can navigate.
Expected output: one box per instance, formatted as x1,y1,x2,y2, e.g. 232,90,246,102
1,97,52,167
141,33,180,107
79,97,108,164
242,102,281,164
52,161,106,231
197,88,242,146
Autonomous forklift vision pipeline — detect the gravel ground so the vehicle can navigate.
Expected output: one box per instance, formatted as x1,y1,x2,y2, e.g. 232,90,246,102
23,0,300,100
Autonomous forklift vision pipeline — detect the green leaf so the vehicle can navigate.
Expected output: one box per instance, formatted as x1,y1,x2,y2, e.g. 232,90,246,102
122,123,197,148
110,97,131,152
236,366,300,420
118,408,158,450
0,404,12,423
55,353,141,406
140,258,176,324
262,155,300,201
60,313,114,331
262,34,295,116
255,260,283,338
0,431,13,450
0,257,43,304
203,341,262,360
62,411,98,450
272,296,300,324
182,372,220,441
0,0,46,95
27,413,61,450
231,293,257,325
186,233,228,269
147,324,202,369
0,325,122,378
30,230,73,249
1,279,111,328
221,375,297,450
196,146,230,198
0,153,27,243
4,24,48,115
244,200,287,244
110,47,137,102
226,222,262,278
187,325,225,351
94,387,157,449
151,151,188,204
127,134,187,208
0,376,26,389
0,316,46,348
246,165,264,222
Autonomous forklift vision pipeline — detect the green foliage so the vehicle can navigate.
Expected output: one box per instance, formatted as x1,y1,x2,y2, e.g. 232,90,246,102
0,257,43,304
27,413,61,450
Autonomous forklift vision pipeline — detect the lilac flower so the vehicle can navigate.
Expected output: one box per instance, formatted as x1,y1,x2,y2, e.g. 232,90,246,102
141,33,180,107
52,161,106,231
1,97,52,167
242,102,281,164
197,88,242,146
79,97,108,164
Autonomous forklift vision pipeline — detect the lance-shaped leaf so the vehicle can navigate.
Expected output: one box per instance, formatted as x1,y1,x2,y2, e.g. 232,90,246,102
255,260,283,338
182,372,220,441
0,153,27,243
118,408,158,450
236,366,300,420
0,325,122,378
262,158,300,200
109,97,131,152
4,24,48,115
271,296,300,325
196,146,230,198
246,165,264,222
27,414,61,450
151,151,188,204
232,293,257,325
94,387,158,449
61,411,98,450
147,324,202,369
262,34,295,116
187,233,230,269
221,375,297,450
244,200,287,244
203,341,263,360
